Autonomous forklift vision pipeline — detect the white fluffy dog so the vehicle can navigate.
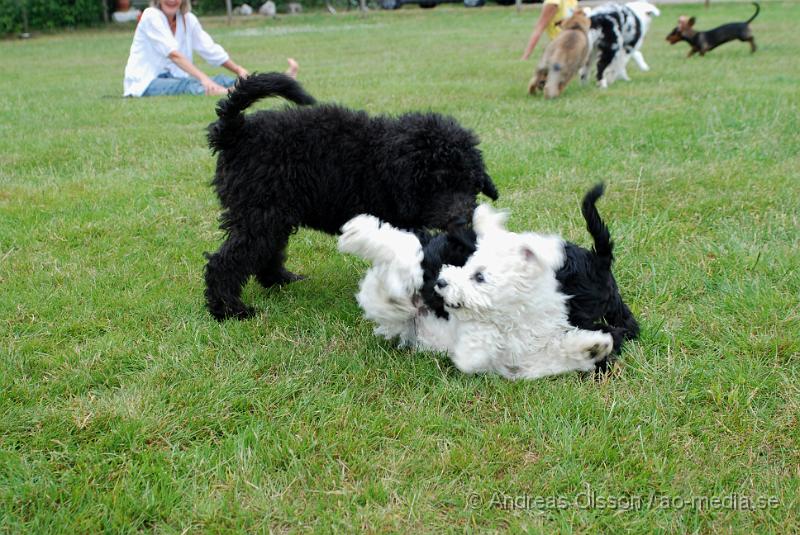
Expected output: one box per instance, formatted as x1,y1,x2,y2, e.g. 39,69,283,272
338,206,614,380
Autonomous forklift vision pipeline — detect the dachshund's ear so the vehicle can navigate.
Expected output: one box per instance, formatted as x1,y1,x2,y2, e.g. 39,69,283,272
688,16,696,27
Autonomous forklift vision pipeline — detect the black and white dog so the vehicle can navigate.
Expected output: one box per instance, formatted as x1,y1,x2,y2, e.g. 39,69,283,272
339,184,639,378
583,2,661,88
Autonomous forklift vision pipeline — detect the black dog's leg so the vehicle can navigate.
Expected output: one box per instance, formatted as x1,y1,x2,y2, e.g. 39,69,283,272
204,231,260,321
591,293,639,374
746,37,756,53
605,293,640,343
254,233,305,288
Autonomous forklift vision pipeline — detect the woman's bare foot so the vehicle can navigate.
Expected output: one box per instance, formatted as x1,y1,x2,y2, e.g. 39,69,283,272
285,58,299,79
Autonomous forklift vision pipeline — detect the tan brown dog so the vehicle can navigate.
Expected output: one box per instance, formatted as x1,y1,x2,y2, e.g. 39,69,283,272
528,10,591,99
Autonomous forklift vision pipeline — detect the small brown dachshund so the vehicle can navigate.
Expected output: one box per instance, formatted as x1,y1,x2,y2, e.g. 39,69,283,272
666,2,759,57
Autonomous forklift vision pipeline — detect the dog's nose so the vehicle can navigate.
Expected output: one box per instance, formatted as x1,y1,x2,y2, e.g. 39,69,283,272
435,279,448,289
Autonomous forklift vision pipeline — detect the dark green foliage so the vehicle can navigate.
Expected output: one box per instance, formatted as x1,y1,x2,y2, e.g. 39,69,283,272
0,0,108,34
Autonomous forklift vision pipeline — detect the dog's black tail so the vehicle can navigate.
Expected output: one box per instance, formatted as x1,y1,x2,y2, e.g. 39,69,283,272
746,2,760,24
582,183,640,343
582,183,613,271
208,72,316,153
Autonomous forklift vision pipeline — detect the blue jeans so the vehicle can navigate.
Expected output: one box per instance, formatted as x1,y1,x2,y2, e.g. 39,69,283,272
142,72,236,96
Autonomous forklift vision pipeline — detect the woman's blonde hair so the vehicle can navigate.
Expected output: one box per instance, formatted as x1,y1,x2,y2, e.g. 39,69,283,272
151,0,192,14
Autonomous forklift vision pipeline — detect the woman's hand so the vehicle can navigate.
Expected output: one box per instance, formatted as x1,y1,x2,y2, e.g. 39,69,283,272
169,50,228,94
201,78,228,96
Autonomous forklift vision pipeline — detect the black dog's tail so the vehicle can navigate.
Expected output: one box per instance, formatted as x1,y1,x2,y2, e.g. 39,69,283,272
582,183,640,343
746,2,760,24
581,183,613,271
208,72,316,153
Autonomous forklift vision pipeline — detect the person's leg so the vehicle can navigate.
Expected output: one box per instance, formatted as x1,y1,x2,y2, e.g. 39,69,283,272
211,74,236,89
142,73,205,96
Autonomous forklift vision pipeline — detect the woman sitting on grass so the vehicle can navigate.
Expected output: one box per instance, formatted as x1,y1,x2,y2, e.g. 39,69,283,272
123,0,299,97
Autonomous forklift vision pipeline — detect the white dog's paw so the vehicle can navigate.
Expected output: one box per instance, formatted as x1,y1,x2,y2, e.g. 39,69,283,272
340,214,381,236
472,203,509,237
579,332,614,364
598,79,608,89
563,330,613,371
338,214,382,254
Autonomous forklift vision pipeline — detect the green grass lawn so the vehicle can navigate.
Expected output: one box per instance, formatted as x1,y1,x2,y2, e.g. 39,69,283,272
1,1,798,531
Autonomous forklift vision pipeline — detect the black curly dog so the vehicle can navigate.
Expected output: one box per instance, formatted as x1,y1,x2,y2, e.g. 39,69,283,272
415,184,639,371
204,73,499,320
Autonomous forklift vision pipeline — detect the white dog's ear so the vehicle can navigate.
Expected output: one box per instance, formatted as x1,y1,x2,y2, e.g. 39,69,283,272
473,204,509,238
520,233,565,272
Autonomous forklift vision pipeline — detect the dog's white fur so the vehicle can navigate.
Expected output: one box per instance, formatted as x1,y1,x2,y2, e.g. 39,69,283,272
435,206,613,379
338,215,457,352
338,206,614,380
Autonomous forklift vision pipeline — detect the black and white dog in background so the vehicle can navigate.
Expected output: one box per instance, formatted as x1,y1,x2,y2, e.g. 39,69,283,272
582,2,661,88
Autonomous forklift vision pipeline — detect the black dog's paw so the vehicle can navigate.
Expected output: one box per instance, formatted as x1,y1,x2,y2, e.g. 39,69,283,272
208,302,257,321
280,270,306,284
592,355,617,376
256,268,306,288
231,304,257,320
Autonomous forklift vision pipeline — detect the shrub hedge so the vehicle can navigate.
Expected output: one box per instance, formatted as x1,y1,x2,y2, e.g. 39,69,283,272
1,0,106,35
0,0,326,35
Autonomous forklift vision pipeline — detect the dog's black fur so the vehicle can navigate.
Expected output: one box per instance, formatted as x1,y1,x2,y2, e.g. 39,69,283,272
666,3,759,56
414,223,477,320
204,73,499,320
415,184,638,370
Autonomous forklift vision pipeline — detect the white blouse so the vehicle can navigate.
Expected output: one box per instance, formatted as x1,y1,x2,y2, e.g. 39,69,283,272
123,8,230,97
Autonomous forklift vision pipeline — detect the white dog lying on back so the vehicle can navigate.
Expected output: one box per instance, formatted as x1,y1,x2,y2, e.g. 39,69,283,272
338,205,614,380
